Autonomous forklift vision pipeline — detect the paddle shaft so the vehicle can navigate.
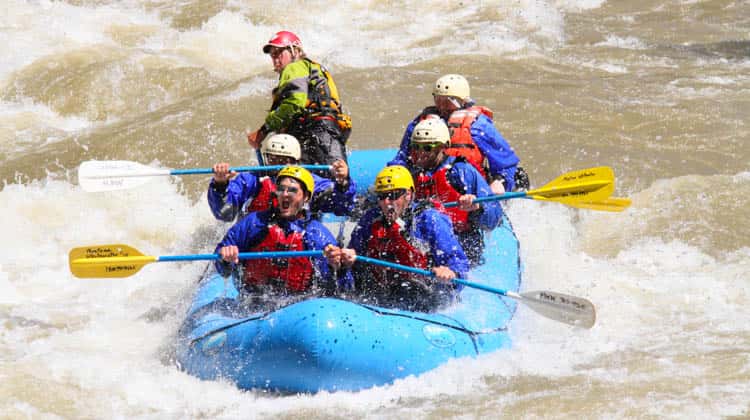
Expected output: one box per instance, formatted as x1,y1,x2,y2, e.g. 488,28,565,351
114,252,505,295
444,192,630,212
162,250,324,262
171,165,331,175
83,165,331,179
356,255,512,297
443,192,527,208
71,250,324,266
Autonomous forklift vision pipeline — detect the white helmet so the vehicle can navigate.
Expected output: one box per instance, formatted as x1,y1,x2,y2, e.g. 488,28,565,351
411,118,450,144
433,74,470,100
261,133,301,162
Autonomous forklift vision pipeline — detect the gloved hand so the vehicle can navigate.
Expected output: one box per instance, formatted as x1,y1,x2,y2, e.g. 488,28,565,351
247,126,268,149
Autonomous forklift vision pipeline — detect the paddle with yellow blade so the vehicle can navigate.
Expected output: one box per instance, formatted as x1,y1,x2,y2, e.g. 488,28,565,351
443,166,627,211
537,196,632,212
78,160,332,193
68,244,324,279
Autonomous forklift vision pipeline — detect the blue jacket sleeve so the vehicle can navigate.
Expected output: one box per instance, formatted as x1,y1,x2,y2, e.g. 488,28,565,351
207,173,262,222
311,173,357,216
330,177,357,216
448,162,503,231
387,117,420,167
213,211,267,274
414,209,470,282
304,220,354,290
471,115,520,190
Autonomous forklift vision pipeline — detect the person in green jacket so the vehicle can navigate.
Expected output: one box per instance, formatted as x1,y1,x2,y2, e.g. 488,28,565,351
248,31,351,165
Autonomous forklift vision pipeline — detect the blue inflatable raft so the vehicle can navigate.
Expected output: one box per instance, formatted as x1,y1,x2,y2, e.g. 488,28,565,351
174,149,522,393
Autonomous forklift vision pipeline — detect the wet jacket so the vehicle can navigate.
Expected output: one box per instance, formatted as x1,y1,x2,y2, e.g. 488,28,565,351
364,216,430,287
264,58,347,132
207,172,356,222
348,204,470,290
243,223,313,292
413,156,503,233
262,58,350,165
389,104,520,190
214,209,353,291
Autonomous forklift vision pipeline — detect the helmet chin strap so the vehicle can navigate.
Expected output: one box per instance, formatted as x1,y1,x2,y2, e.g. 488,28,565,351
290,46,302,60
436,98,462,118
426,149,445,170
448,97,462,108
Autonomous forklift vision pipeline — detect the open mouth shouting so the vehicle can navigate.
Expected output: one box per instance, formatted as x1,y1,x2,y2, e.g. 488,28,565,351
274,179,306,218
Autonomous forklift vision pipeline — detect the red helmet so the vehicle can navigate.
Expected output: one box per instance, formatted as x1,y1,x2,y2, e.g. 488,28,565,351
263,31,303,54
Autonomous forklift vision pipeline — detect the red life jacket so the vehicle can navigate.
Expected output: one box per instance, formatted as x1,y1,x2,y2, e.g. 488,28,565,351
444,106,493,177
243,224,313,292
365,217,429,286
414,163,471,233
245,177,277,213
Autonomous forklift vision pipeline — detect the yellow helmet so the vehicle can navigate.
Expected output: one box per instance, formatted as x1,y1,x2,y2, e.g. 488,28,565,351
433,74,470,100
277,165,315,196
374,165,414,193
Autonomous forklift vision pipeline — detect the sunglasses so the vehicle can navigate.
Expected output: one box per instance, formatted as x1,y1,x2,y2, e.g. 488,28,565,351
376,189,407,201
275,184,300,195
269,47,290,58
409,143,442,152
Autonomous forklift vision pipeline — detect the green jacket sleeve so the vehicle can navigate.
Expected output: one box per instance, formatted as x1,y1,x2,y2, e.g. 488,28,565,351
265,60,310,131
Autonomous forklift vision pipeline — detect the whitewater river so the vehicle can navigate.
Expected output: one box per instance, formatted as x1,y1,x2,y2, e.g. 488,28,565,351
2,0,749,418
